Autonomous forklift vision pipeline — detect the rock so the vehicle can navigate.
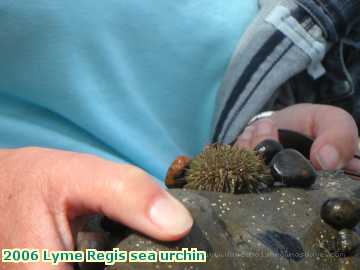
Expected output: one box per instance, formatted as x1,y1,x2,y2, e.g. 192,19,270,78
106,190,238,270
321,198,360,229
78,172,360,270
255,139,284,164
270,149,317,187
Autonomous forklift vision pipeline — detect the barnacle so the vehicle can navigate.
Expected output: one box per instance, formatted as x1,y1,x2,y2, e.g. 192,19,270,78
184,144,273,194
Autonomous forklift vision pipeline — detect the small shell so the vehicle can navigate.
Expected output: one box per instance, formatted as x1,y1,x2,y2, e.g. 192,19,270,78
336,229,360,256
254,139,283,164
270,149,316,187
321,198,360,230
165,156,190,188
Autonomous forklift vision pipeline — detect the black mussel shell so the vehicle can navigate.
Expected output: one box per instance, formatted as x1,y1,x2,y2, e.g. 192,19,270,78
254,139,284,164
335,229,360,256
270,149,317,187
278,129,313,159
321,198,360,230
101,216,132,238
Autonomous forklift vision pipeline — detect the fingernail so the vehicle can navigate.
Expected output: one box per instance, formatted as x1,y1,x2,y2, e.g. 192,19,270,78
149,193,193,235
316,145,342,170
255,119,274,136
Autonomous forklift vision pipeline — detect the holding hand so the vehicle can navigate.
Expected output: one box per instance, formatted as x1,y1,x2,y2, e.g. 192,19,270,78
235,104,360,172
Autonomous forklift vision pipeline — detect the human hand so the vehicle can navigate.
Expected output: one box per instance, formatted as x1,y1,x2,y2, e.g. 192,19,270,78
0,147,193,270
235,103,360,172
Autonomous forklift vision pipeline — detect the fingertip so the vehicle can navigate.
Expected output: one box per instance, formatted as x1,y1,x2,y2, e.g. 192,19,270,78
310,130,357,171
345,157,360,173
344,157,360,180
310,106,358,170
312,144,344,171
148,192,193,240
66,159,193,241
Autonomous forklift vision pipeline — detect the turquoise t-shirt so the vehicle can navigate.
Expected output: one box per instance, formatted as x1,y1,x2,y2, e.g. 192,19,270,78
0,1,257,181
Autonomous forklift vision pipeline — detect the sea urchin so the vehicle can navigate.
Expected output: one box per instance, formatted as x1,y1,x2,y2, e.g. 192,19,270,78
184,144,273,194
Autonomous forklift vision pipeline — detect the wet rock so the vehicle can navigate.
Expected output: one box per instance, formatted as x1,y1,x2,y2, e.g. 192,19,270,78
321,198,360,229
270,149,317,187
336,229,360,256
255,139,283,164
107,191,238,270
78,171,360,270
304,219,339,255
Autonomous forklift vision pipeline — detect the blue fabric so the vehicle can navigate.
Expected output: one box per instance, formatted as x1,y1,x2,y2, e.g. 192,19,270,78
0,1,257,181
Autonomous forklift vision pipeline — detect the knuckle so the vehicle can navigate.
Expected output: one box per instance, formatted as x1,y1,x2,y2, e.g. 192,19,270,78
322,104,352,120
74,152,101,163
320,105,357,133
112,164,159,197
120,164,149,179
0,148,53,199
114,164,153,186
332,106,352,119
0,147,45,175
335,109,357,134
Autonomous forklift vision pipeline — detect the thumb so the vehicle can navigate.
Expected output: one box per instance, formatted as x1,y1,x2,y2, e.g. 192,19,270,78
271,104,358,170
48,153,193,248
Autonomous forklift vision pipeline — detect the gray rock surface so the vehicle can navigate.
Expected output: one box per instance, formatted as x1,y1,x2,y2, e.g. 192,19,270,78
81,171,360,270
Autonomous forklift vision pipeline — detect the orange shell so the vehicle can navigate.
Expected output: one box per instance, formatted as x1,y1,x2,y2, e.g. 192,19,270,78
165,156,191,188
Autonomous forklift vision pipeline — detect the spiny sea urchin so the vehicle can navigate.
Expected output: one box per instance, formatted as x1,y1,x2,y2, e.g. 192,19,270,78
184,144,273,194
